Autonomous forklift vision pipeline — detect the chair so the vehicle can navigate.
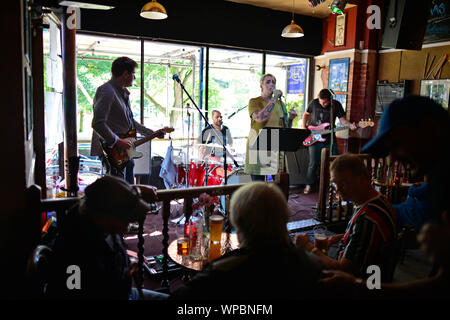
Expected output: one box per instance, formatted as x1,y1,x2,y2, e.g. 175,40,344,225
26,245,54,298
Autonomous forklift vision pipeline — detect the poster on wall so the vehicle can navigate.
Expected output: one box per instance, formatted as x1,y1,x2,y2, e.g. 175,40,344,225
335,94,347,111
328,58,349,92
423,0,450,43
287,61,307,94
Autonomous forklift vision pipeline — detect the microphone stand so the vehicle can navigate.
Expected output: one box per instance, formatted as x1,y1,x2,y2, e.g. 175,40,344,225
328,89,335,156
228,105,247,119
173,75,239,186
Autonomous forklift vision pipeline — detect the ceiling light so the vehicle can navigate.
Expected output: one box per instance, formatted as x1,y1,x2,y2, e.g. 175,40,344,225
140,0,168,20
329,0,348,15
58,1,114,10
281,0,304,38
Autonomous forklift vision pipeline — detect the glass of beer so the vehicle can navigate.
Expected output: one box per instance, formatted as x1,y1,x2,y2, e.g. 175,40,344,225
208,242,221,262
313,226,328,254
177,237,190,256
209,214,224,244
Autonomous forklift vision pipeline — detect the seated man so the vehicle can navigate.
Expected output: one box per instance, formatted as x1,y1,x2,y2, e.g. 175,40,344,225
171,182,329,300
46,175,168,300
196,110,233,159
296,153,397,282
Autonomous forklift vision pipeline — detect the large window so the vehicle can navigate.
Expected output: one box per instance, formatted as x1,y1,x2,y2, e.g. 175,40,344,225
43,30,310,195
265,54,309,128
208,48,263,157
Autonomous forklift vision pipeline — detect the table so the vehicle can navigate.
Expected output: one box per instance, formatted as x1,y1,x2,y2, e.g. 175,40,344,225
168,232,239,271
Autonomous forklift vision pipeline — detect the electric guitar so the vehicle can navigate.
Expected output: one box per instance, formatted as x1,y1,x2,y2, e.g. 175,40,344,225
102,127,174,169
303,120,374,147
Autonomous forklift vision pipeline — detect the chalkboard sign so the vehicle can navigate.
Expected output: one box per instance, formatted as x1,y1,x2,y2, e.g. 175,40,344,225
424,0,450,43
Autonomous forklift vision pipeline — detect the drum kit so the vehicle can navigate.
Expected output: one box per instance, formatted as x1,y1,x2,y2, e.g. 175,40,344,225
173,143,248,187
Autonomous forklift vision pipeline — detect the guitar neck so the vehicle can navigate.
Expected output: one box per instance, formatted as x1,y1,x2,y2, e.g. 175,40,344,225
313,125,351,135
133,131,160,147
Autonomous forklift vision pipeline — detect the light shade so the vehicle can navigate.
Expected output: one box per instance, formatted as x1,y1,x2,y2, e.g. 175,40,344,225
140,0,168,20
281,20,304,38
329,0,348,15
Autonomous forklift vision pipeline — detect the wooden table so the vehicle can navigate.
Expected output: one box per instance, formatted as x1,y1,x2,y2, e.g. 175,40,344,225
168,232,239,271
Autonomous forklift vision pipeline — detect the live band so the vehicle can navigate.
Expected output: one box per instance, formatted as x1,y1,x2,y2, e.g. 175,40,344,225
93,57,361,192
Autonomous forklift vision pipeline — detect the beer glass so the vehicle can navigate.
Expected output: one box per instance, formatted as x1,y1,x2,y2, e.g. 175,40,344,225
209,214,224,244
313,226,328,253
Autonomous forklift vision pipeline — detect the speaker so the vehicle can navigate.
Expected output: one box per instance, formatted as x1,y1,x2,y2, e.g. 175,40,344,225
381,0,432,50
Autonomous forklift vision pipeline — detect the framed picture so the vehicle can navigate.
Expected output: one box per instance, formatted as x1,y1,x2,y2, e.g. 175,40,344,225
335,94,347,111
335,14,346,46
420,79,450,110
328,58,349,92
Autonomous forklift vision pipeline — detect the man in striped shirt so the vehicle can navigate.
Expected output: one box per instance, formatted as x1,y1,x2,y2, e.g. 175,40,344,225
296,153,397,282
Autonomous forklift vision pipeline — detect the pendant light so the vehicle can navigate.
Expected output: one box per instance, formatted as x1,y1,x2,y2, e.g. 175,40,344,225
140,0,168,20
281,0,304,38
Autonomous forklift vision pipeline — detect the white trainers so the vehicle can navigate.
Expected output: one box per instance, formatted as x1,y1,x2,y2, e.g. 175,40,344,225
303,185,312,194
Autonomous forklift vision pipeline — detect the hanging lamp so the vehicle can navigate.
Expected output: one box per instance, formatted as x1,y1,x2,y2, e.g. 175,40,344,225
281,0,304,38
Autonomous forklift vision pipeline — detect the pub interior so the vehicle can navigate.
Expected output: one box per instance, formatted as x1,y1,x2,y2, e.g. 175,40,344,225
2,0,450,305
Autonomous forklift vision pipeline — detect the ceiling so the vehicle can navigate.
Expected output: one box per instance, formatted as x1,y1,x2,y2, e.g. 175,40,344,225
226,0,357,18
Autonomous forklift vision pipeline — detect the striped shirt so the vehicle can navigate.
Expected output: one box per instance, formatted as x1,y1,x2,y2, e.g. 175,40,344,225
337,193,397,282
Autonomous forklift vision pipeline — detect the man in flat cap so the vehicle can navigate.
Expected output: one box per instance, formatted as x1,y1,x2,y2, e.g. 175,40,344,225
47,176,168,300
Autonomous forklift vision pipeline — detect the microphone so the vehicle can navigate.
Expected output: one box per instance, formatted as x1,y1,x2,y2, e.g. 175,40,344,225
172,74,181,83
272,88,282,100
328,88,335,96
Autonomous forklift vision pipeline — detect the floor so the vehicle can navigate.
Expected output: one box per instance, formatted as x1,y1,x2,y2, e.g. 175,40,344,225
124,185,434,293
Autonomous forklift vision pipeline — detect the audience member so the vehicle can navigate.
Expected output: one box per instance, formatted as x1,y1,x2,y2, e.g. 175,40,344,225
296,153,397,282
320,95,450,298
393,175,430,230
171,182,329,300
46,176,169,300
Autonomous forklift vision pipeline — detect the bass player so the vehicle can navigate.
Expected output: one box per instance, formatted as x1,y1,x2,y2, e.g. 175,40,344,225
91,56,166,184
301,88,356,194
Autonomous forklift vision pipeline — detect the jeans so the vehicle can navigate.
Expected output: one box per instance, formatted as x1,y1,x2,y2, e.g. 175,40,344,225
306,139,338,186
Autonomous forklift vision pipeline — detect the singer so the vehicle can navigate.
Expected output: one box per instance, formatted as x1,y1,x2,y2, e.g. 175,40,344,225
244,74,296,181
301,88,356,194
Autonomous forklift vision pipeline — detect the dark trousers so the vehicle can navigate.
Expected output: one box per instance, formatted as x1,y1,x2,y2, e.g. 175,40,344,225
306,139,338,186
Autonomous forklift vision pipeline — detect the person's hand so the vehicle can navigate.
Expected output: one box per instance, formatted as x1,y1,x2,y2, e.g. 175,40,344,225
326,234,344,250
295,233,314,251
319,270,363,288
272,89,283,100
155,129,166,139
116,138,132,150
136,185,158,202
289,109,297,120
349,122,357,130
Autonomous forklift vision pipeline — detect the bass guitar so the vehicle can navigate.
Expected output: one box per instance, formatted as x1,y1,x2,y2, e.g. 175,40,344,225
102,127,174,169
303,120,374,147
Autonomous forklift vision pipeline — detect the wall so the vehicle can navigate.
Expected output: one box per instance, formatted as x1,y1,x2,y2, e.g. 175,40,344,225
378,43,450,94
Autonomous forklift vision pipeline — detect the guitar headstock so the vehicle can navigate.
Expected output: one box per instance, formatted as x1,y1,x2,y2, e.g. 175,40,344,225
358,119,375,128
162,127,175,133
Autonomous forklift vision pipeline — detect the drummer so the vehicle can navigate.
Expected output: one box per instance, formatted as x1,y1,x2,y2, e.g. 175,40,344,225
196,110,233,160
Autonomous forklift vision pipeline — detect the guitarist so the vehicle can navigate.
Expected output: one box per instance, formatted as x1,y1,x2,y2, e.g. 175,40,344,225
301,89,356,194
91,57,166,184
